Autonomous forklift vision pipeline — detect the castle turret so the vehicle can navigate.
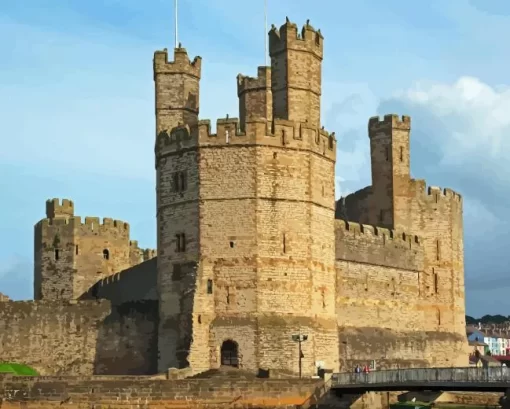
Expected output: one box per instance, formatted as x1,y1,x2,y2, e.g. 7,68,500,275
368,114,411,230
153,47,201,136
269,18,323,127
237,66,272,132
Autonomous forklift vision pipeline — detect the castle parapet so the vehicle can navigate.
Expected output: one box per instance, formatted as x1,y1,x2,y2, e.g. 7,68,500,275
368,114,411,137
156,118,336,160
46,198,74,218
153,47,201,79
237,67,271,98
410,179,463,203
269,18,323,59
36,216,130,237
335,219,423,271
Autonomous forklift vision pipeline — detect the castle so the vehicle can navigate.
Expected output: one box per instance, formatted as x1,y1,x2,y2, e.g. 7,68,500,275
0,18,469,377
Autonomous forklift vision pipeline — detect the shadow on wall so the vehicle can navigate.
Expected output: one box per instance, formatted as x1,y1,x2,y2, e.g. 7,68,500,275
94,300,159,375
80,258,160,375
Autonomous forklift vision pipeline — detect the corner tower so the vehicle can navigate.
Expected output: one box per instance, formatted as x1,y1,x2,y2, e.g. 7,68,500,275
34,199,134,300
155,19,338,376
269,18,323,127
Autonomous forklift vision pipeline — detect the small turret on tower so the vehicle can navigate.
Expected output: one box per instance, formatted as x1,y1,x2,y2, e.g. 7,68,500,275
46,198,74,219
269,18,323,128
237,66,272,132
153,46,202,138
368,114,411,229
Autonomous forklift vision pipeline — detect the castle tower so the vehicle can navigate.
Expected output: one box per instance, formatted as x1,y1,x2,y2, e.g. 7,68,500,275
155,19,339,376
269,19,323,127
367,114,411,230
34,199,135,300
237,66,272,132
153,47,201,136
153,46,202,370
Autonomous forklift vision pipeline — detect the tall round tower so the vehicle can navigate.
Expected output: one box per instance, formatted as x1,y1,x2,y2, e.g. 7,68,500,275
154,20,338,376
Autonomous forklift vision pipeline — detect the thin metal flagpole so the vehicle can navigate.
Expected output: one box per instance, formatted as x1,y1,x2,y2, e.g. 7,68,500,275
174,0,178,48
264,0,268,66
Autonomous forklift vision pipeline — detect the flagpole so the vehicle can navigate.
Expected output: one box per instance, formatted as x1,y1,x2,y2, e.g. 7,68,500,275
174,0,178,48
264,0,268,66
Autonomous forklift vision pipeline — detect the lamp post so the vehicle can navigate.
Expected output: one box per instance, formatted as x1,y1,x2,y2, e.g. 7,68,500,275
292,333,308,378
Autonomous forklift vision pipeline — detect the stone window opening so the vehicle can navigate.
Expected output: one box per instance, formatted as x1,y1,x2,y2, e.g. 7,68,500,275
226,286,231,304
176,233,186,252
283,233,287,253
433,269,438,294
197,315,202,324
229,241,235,248
207,279,213,294
75,245,79,255
221,339,239,368
400,146,404,162
436,240,441,261
103,249,110,260
54,249,60,261
273,152,277,159
385,146,389,161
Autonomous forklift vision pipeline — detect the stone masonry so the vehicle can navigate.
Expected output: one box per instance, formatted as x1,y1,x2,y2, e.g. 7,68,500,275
0,17,468,377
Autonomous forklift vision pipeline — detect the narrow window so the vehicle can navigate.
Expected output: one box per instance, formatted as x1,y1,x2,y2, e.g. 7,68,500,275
179,172,186,191
226,287,230,304
273,152,277,159
437,309,441,326
207,279,213,294
433,269,438,294
103,249,110,260
75,245,79,255
173,172,179,192
400,146,404,161
281,130,286,146
385,146,389,161
54,249,60,261
229,241,235,248
283,233,287,253
436,240,441,261
176,233,186,252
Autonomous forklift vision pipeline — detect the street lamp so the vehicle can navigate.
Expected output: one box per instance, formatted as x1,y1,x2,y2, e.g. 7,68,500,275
292,333,308,378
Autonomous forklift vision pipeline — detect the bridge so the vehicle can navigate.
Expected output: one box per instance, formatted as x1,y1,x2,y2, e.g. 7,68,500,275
330,367,510,393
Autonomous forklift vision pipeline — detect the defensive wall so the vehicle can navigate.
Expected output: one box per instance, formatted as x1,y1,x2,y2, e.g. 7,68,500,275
0,298,158,376
0,375,323,409
335,115,468,370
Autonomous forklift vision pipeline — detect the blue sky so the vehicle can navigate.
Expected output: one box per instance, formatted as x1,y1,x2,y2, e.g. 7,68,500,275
1,0,509,316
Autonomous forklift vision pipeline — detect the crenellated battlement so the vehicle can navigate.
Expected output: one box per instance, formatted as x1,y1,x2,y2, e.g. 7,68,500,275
335,219,424,271
46,198,74,218
368,114,411,137
153,47,201,79
410,179,463,203
237,67,271,97
155,118,336,160
269,18,323,59
335,219,421,246
143,249,157,261
36,216,130,235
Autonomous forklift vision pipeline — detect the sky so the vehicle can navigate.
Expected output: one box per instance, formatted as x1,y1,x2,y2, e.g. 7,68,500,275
1,0,509,316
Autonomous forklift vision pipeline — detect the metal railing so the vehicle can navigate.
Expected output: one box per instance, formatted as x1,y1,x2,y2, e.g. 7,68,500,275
331,367,510,387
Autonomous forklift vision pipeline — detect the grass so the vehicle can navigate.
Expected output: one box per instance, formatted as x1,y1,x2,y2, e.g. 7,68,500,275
0,363,38,375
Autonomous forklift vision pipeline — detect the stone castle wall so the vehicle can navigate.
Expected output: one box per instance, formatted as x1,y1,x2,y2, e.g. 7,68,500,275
0,299,158,376
0,376,322,409
336,115,468,369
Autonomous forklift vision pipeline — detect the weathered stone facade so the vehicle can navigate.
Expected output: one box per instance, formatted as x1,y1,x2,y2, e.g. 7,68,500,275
0,17,468,377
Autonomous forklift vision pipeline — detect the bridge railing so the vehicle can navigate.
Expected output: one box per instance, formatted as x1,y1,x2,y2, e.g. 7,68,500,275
331,367,510,387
